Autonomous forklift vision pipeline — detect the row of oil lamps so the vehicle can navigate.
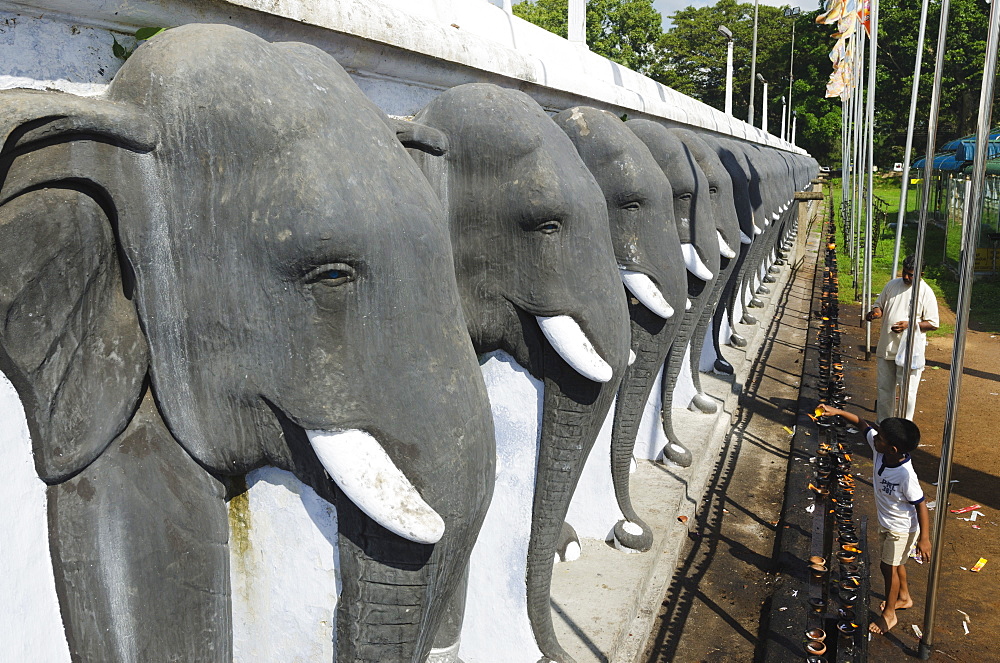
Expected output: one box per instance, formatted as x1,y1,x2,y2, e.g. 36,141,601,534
803,230,864,662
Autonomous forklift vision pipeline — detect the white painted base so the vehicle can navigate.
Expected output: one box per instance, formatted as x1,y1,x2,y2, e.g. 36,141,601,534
565,403,622,541
0,370,71,663
459,351,543,663
231,467,340,663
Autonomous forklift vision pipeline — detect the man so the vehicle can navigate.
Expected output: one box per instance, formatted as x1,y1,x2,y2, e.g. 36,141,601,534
866,255,939,422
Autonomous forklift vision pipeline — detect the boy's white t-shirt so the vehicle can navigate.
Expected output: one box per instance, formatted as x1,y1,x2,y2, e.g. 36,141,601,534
867,427,924,532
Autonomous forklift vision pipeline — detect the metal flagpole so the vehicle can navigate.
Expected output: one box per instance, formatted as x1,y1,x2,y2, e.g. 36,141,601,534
749,0,760,125
900,0,951,418
842,99,849,214
918,0,1000,655
863,0,879,361
852,32,866,299
890,0,931,278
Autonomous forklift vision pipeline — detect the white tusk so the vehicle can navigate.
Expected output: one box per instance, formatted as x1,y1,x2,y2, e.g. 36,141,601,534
620,269,674,319
771,212,780,221
306,429,445,545
628,349,637,365
680,243,714,280
717,231,737,258
536,315,614,383
753,223,764,235
740,229,753,245
685,298,692,310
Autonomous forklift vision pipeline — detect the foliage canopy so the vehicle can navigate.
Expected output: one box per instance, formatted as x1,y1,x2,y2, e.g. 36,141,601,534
512,0,1000,167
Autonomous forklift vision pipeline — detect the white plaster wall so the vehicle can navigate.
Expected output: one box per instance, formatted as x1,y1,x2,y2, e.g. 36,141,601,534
0,371,72,663
0,10,117,95
460,351,543,663
564,405,621,541
231,467,340,663
1,0,807,153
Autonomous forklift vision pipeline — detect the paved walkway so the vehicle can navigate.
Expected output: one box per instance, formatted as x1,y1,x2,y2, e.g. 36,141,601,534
642,203,822,662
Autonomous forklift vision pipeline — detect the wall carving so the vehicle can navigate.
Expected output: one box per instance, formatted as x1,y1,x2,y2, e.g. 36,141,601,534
0,22,817,663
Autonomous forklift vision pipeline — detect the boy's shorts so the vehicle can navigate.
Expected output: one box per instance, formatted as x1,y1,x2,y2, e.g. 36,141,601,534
878,525,919,566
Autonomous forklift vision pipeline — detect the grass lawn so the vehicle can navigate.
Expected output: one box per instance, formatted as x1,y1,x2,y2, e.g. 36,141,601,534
828,176,1000,334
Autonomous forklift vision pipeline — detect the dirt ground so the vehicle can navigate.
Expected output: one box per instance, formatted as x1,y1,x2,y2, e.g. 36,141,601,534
642,221,999,661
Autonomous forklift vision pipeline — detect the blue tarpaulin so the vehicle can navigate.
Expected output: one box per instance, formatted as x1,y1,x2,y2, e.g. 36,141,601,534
911,137,1000,172
912,153,969,171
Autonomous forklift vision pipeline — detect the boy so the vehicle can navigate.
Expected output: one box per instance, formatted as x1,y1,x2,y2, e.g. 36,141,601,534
819,404,932,635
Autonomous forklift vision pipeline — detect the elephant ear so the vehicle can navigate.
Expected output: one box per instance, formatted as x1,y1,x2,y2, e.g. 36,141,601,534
0,89,154,483
389,117,448,156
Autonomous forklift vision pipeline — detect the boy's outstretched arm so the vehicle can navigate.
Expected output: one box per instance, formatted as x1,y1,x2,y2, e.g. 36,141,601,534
915,501,932,562
817,404,871,429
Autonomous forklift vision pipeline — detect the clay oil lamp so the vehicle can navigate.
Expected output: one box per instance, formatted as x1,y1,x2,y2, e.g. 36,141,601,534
809,563,828,579
809,555,827,567
841,564,860,577
809,597,827,613
837,525,856,537
839,591,858,610
837,620,858,635
837,551,857,567
840,576,861,592
805,628,827,643
805,657,828,663
805,640,827,656
838,532,859,545
838,608,855,622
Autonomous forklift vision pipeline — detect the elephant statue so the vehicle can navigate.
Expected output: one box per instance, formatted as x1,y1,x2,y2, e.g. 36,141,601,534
410,85,630,663
627,120,720,467
553,107,686,553
0,24,496,663
699,135,758,348
670,129,741,386
729,141,770,326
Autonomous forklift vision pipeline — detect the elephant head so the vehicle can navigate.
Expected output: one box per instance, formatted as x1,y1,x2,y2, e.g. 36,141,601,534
700,135,757,347
671,129,741,387
0,24,494,663
411,85,630,663
553,106,686,552
626,120,718,467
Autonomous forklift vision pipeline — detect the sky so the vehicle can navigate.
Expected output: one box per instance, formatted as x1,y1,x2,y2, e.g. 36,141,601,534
653,0,798,30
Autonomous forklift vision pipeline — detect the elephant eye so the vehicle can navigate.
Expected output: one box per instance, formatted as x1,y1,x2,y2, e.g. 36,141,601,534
305,263,356,287
534,219,562,234
621,201,641,211
676,192,693,202
709,186,718,195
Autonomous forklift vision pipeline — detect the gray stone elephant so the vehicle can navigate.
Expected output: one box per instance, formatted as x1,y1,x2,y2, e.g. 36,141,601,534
699,135,759,347
0,25,495,663
410,85,630,663
554,107,686,553
671,129,741,389
627,120,720,467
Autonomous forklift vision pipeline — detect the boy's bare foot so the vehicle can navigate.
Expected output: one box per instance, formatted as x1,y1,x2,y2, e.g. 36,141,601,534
880,599,913,611
870,611,898,635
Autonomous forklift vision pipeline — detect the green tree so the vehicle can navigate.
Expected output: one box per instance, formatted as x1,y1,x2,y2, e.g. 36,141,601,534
874,0,999,165
652,1,840,159
513,0,665,75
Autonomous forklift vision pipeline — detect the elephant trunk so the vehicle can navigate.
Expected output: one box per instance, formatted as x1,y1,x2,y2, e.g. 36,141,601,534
335,497,440,662
526,349,618,663
658,274,709,467
609,302,673,552
687,260,733,413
